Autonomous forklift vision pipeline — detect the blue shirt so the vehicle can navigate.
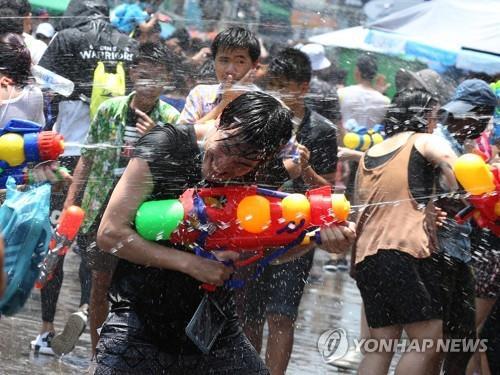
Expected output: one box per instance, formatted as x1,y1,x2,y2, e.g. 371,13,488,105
111,3,148,34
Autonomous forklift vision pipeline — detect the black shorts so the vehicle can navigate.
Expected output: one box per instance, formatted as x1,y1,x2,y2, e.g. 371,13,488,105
77,219,118,273
95,310,269,375
355,250,442,328
236,249,314,323
76,177,118,273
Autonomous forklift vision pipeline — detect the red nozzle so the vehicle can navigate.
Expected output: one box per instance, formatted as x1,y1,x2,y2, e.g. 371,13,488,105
38,131,65,161
57,206,85,240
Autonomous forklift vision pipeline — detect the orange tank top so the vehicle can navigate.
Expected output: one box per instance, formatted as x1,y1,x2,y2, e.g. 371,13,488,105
353,133,437,264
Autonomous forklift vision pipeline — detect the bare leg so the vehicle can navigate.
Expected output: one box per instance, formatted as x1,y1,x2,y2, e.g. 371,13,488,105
265,314,295,375
41,322,55,334
466,297,496,375
360,304,370,354
358,324,402,375
89,270,113,357
396,319,443,375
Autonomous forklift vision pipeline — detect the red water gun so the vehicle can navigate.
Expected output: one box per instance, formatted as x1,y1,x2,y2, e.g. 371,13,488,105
135,185,350,289
35,206,85,288
453,153,500,236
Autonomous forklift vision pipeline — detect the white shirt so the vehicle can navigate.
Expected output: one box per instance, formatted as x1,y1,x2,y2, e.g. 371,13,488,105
23,33,47,65
338,84,390,128
0,85,45,128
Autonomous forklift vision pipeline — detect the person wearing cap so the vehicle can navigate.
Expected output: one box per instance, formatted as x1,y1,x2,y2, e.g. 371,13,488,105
431,79,496,375
299,43,341,126
35,22,55,46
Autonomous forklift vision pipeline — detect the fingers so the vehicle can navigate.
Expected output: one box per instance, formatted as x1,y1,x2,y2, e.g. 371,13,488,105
135,109,155,135
320,221,356,254
207,261,234,286
212,250,240,262
239,68,256,84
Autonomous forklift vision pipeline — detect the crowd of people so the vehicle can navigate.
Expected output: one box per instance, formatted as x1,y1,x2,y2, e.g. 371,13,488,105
0,0,499,374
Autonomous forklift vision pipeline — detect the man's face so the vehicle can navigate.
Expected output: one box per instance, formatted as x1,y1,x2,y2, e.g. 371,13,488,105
202,128,261,181
130,62,169,99
165,38,183,55
445,109,492,141
267,77,308,108
214,48,256,83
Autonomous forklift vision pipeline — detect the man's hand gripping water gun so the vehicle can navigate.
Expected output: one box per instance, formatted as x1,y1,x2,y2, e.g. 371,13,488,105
0,119,65,188
453,153,500,236
135,185,351,290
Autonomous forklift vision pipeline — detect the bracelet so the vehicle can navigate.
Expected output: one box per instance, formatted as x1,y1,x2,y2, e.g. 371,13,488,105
26,170,34,185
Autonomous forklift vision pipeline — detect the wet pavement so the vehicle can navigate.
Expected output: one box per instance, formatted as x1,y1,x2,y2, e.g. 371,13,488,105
0,250,363,374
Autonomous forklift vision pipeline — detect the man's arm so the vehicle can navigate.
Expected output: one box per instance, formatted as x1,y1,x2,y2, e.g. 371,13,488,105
62,156,92,209
96,158,236,286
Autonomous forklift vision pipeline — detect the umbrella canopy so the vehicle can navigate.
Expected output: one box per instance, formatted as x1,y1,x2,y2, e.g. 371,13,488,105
29,0,71,15
310,0,500,74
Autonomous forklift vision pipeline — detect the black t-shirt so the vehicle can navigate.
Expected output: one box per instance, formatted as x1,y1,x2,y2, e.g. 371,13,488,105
257,108,338,192
108,124,239,354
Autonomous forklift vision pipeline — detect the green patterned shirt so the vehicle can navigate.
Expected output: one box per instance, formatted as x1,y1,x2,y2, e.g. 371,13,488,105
80,92,179,232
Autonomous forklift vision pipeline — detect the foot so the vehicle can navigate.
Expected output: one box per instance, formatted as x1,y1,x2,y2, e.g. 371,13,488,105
323,258,349,273
51,308,88,356
30,331,55,356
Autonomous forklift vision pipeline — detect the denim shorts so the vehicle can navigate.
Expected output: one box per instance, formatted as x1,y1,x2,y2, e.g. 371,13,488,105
95,310,269,375
235,249,314,323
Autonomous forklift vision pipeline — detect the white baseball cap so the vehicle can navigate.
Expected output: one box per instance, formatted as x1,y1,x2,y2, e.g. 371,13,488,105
299,43,331,71
35,23,56,39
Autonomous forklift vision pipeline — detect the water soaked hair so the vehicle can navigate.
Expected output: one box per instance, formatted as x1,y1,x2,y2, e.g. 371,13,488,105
211,27,260,62
384,89,438,137
268,48,312,84
356,53,378,81
0,8,24,34
132,42,174,71
0,33,32,87
218,91,293,161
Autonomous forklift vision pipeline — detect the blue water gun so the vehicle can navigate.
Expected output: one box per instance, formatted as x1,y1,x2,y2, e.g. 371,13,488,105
0,119,64,188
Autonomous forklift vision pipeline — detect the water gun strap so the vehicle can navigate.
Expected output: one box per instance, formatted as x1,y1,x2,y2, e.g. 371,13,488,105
195,229,309,290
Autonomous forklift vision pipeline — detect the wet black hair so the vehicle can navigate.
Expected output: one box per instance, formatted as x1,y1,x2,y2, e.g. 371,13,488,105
197,58,217,84
267,48,312,84
0,0,31,16
211,27,260,63
384,89,438,137
0,8,24,34
0,33,32,86
132,42,174,71
218,91,293,160
167,27,191,51
356,53,378,81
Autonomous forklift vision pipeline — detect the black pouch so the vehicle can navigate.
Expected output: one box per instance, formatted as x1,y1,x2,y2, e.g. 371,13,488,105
185,294,228,354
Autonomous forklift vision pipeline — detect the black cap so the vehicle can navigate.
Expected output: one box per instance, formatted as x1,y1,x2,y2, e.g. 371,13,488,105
441,79,497,115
